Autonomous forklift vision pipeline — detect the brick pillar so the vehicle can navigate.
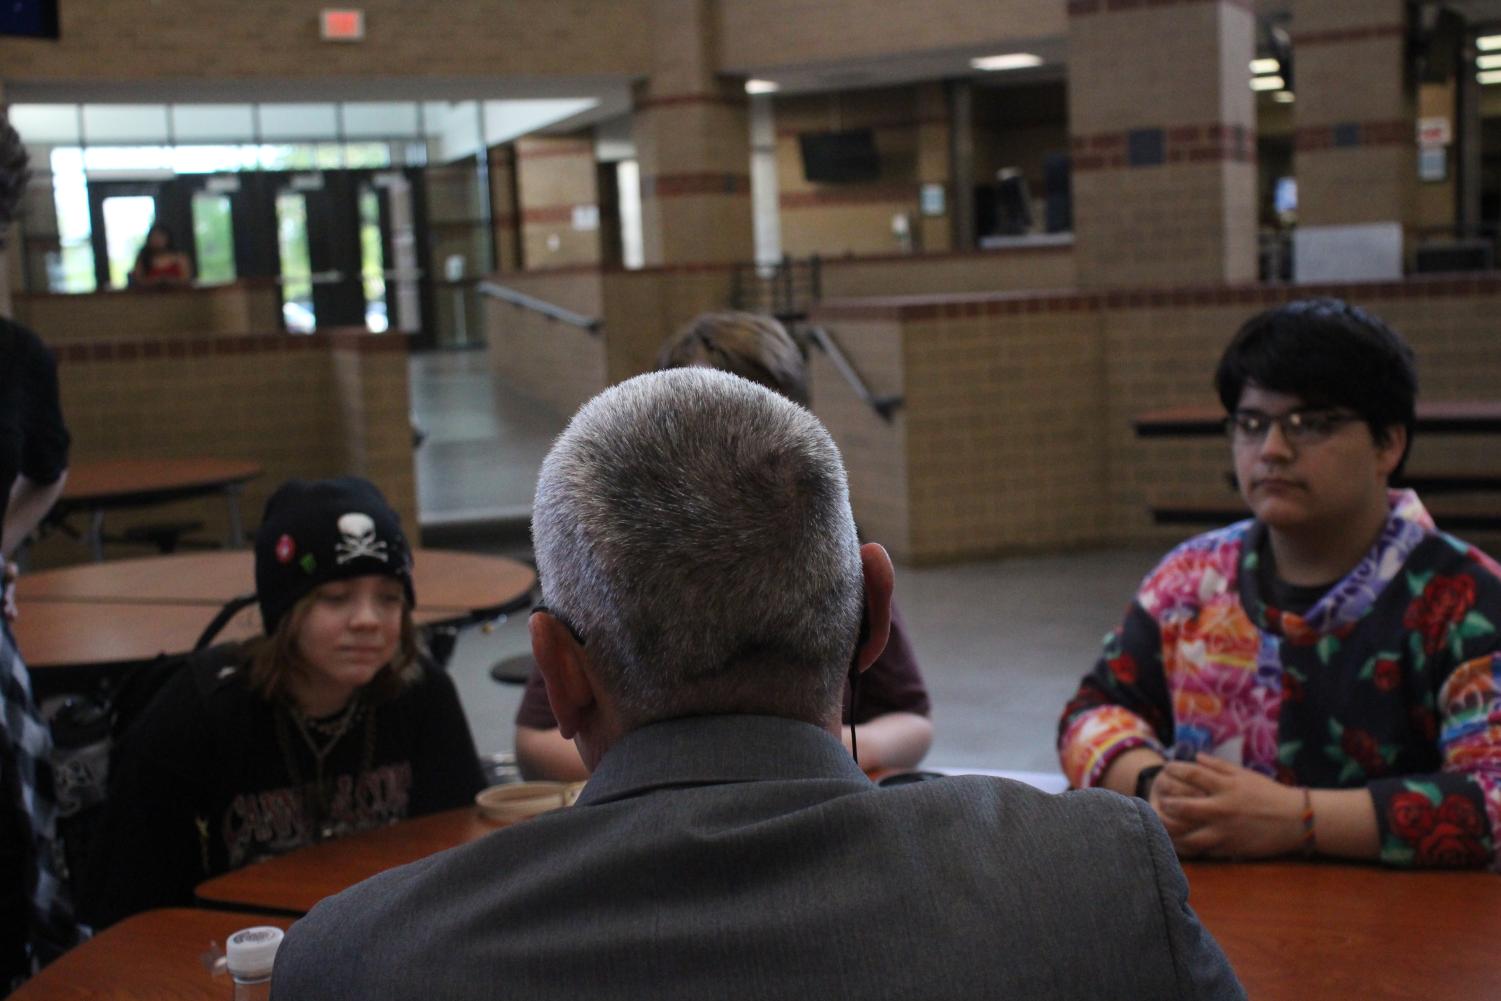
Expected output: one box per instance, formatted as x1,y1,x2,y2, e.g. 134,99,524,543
633,0,753,266
916,82,953,253
515,134,601,270
1291,1,1414,259
1067,0,1257,288
488,144,523,273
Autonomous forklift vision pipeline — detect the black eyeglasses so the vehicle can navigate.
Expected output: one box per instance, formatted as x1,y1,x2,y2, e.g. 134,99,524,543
1225,408,1361,447
531,604,586,646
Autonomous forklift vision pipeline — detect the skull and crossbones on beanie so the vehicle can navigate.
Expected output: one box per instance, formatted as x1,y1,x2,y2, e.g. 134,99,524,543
254,477,415,633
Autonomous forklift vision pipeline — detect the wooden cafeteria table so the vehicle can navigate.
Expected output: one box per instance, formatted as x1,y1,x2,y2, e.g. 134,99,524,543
189,802,1501,1001
195,805,498,915
9,908,292,1001
54,457,264,560
13,549,535,670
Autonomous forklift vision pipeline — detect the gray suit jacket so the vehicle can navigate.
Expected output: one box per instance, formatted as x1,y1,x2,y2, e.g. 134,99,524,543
273,715,1244,1000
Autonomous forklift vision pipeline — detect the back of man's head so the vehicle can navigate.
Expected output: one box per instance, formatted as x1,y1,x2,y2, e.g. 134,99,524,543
532,368,863,730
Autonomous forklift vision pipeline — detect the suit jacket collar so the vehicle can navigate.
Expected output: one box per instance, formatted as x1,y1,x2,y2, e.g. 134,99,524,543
575,714,871,807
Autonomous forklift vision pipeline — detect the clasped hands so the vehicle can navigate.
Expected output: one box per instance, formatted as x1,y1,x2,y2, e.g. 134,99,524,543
1151,755,1306,860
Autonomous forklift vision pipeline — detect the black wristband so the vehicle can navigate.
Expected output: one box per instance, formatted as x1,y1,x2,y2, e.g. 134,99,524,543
1134,764,1164,800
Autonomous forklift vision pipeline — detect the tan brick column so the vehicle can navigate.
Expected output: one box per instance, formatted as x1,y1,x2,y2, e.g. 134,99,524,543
515,134,602,269
488,144,523,273
916,82,953,253
632,0,753,266
1291,1,1414,231
1067,0,1257,288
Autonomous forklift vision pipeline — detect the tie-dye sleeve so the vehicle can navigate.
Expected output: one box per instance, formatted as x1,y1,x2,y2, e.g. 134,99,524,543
1058,600,1175,789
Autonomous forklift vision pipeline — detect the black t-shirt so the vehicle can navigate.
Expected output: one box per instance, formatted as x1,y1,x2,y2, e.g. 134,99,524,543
0,318,71,543
84,646,485,928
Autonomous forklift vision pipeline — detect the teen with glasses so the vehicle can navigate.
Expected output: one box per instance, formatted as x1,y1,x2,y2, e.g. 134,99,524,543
1059,298,1501,869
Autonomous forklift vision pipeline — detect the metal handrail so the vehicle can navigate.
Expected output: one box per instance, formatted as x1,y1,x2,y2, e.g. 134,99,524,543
477,280,602,334
804,325,903,422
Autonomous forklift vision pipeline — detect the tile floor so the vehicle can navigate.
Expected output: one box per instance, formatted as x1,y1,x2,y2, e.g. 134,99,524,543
412,350,1163,775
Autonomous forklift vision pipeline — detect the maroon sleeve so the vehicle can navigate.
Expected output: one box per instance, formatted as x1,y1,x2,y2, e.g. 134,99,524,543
514,663,561,730
846,600,931,723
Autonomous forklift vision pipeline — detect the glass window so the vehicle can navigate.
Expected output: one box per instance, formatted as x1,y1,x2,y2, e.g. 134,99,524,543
100,195,157,289
275,192,315,332
191,192,237,285
359,186,388,332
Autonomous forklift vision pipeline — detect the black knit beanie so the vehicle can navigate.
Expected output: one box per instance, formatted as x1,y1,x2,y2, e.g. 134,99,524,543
254,477,415,633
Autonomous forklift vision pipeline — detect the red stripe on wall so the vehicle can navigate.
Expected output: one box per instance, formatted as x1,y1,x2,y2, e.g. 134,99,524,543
1295,119,1412,152
779,184,917,209
55,331,407,364
1069,0,1252,17
1070,123,1254,172
521,206,583,225
1291,25,1406,46
514,143,595,161
636,92,746,111
643,172,751,197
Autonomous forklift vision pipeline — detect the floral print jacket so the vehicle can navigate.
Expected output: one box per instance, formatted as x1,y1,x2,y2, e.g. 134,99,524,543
1058,491,1501,869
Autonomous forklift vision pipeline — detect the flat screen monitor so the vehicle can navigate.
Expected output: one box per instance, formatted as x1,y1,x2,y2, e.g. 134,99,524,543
1,0,60,38
798,129,880,184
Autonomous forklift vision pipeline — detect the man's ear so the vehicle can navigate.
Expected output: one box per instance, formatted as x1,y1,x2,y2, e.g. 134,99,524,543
854,542,894,675
529,611,595,740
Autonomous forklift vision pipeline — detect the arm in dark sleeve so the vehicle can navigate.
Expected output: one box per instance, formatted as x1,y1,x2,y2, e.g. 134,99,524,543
1058,600,1175,788
851,599,931,722
83,673,209,928
16,325,70,485
406,665,485,815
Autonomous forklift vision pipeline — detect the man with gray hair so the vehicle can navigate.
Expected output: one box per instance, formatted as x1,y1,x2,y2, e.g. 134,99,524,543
274,369,1244,1001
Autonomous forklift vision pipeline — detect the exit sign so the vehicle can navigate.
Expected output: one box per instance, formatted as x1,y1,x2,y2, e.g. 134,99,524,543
321,9,364,41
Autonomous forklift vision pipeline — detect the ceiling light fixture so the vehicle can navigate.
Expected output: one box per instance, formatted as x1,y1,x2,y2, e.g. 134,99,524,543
1478,53,1501,70
1478,68,1501,84
970,53,1043,72
1250,58,1281,75
1250,75,1286,92
744,79,779,95
1478,34,1501,50
1272,91,1295,103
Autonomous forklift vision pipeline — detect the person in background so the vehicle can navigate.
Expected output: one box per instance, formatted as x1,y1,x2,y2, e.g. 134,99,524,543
274,368,1244,1001
514,311,933,780
1059,299,1501,870
85,478,484,927
128,223,193,288
0,106,83,994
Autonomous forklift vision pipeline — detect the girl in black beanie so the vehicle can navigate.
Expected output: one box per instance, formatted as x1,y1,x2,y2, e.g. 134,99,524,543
86,478,484,928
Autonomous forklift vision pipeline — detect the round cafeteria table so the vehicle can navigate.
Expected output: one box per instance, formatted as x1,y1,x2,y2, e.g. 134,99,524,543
53,457,264,560
8,908,293,1001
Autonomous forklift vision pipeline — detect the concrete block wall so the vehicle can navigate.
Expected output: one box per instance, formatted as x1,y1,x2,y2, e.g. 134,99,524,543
774,85,938,258
481,268,607,421
0,0,651,82
33,330,415,567
1067,0,1258,288
813,277,1501,563
717,0,1065,72
515,135,602,270
1292,0,1414,230
13,282,283,341
818,246,1077,299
